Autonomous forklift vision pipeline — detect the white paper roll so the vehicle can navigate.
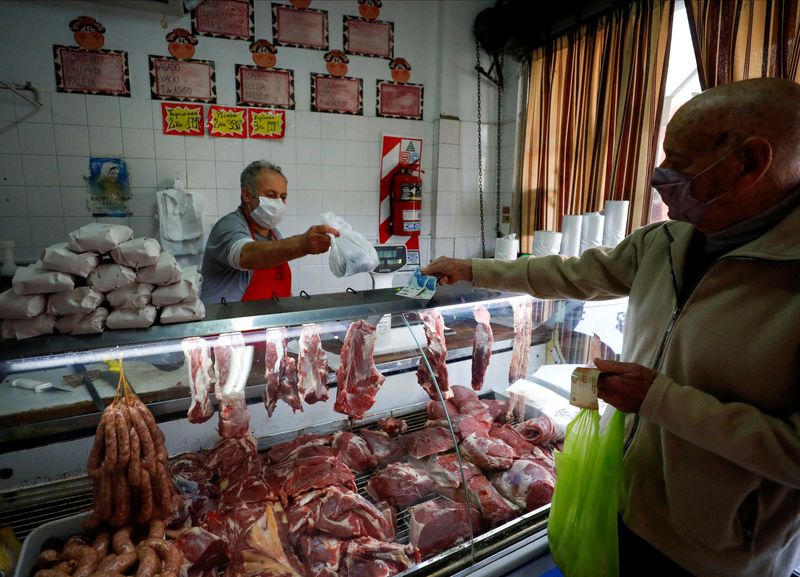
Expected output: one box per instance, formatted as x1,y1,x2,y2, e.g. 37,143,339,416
494,235,519,261
559,215,582,257
602,200,630,247
580,212,605,254
533,231,562,257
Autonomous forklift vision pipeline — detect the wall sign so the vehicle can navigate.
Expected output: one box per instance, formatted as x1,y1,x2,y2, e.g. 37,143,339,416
248,108,286,139
272,3,328,50
310,73,362,115
54,45,130,97
377,81,424,120
343,16,393,59
161,102,204,136
192,0,254,41
149,56,216,103
235,65,295,109
88,157,131,216
208,105,247,138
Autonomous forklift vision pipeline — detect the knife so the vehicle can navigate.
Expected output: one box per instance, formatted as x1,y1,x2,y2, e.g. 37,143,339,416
11,378,74,393
73,363,107,412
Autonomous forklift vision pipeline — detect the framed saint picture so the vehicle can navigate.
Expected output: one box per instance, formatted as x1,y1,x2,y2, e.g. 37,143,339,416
311,73,363,115
343,15,393,59
272,3,328,50
53,45,130,97
192,0,255,41
377,80,423,120
235,64,295,109
149,55,216,104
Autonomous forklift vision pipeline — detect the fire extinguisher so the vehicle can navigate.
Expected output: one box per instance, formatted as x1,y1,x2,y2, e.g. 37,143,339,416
389,165,423,236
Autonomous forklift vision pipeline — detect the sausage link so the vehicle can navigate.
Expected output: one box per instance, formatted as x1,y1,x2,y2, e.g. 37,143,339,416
102,406,118,472
91,532,111,557
110,471,130,527
35,549,60,569
134,544,161,577
129,411,156,471
96,470,114,525
154,461,176,517
147,518,165,541
89,571,126,577
34,560,77,577
137,467,154,524
115,406,131,470
127,425,141,488
132,401,168,463
87,416,106,478
111,525,134,555
62,542,100,577
95,551,137,575
144,539,183,577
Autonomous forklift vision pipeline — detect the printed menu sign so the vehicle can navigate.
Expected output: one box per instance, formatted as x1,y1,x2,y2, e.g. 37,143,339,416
54,45,130,96
161,102,204,136
208,105,247,138
149,55,216,103
235,65,294,109
248,108,285,139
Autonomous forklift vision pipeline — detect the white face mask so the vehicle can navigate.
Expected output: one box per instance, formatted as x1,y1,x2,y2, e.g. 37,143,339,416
250,196,286,229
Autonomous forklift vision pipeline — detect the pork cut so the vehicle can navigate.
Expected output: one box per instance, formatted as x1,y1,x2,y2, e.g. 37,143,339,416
508,299,533,384
341,537,420,577
262,329,283,417
471,306,493,391
491,457,555,511
416,310,452,400
278,333,303,413
331,431,378,473
458,433,517,470
183,336,216,424
288,486,395,541
297,323,330,404
334,320,386,420
213,332,252,438
409,497,482,558
405,426,455,459
365,462,435,508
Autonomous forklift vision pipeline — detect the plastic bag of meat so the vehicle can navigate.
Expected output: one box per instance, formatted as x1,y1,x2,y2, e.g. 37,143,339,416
110,237,161,268
322,212,378,277
41,242,99,277
67,222,133,253
0,289,46,319
12,261,75,295
548,409,626,577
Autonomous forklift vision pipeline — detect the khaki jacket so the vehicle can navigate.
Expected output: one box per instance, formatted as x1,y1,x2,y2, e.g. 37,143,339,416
473,205,800,577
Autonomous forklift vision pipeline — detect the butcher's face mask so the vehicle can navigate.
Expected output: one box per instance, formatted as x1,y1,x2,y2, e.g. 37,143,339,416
250,195,286,230
651,145,740,225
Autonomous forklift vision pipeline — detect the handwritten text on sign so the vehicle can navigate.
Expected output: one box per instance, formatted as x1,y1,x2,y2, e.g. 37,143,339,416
209,105,247,138
151,56,215,103
55,46,129,95
162,102,204,136
248,108,285,139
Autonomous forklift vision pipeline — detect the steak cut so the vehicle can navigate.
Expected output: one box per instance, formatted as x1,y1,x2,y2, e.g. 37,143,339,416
262,329,283,417
213,332,252,438
334,320,386,420
297,323,329,404
183,336,215,424
471,306,493,391
416,310,452,400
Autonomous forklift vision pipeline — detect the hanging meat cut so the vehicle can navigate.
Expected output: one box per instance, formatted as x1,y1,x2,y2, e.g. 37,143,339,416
297,323,330,404
213,332,252,439
183,336,216,424
508,299,533,384
262,329,283,417
278,331,303,413
471,306,493,391
334,320,386,420
416,310,452,400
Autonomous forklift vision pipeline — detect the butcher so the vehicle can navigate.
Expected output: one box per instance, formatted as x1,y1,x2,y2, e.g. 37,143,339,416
201,160,339,304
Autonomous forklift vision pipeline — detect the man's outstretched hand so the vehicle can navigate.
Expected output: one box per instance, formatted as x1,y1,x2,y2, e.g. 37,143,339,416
421,257,473,285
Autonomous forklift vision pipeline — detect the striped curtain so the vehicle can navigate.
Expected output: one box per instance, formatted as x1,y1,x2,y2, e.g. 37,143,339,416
520,0,674,254
686,0,800,87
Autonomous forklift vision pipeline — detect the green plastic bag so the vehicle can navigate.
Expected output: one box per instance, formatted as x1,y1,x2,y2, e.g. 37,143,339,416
548,408,626,577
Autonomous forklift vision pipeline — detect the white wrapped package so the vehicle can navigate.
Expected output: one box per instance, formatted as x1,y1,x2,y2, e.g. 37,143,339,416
151,266,201,306
55,314,77,334
41,243,99,278
160,298,206,324
107,305,157,329
70,307,109,335
12,261,75,295
68,223,133,254
87,263,137,292
47,287,105,316
136,251,182,286
110,238,161,269
2,314,56,340
107,283,154,309
0,289,46,319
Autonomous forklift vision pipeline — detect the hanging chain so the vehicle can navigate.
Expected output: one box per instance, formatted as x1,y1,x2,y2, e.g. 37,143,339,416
476,40,486,258
495,54,504,239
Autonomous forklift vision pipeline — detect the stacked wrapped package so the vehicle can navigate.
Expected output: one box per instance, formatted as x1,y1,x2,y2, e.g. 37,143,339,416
0,223,205,340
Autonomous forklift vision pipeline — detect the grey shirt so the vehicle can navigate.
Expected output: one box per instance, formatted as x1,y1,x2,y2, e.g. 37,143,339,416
200,209,281,304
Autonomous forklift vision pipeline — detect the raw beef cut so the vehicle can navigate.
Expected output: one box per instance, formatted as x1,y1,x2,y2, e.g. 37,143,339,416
416,310,452,400
471,306,493,391
358,429,408,465
365,462,435,508
508,299,533,384
213,332,252,438
491,458,555,511
262,329,283,417
174,526,228,571
449,386,494,432
331,431,378,473
267,433,332,464
424,452,482,489
265,446,357,506
376,417,407,437
482,399,512,423
464,473,517,528
278,332,303,413
409,497,482,558
334,320,386,420
225,503,304,577
288,486,395,541
514,416,564,445
296,533,344,577
405,426,455,459
183,336,215,424
426,399,458,420
341,537,420,577
425,414,490,440
297,323,329,404
488,424,537,456
205,436,259,478
458,433,517,470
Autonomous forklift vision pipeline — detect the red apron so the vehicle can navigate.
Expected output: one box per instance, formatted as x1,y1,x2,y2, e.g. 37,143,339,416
241,221,292,301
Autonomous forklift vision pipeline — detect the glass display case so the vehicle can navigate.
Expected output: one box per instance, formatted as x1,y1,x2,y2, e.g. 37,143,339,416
0,285,627,577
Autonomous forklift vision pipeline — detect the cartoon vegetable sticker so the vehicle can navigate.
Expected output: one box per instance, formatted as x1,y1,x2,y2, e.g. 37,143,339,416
390,57,411,84
69,16,105,50
358,0,382,21
250,39,278,69
166,28,198,60
325,50,349,77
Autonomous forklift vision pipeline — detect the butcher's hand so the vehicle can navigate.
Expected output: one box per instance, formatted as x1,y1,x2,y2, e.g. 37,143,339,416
422,257,473,285
303,225,339,255
594,358,658,413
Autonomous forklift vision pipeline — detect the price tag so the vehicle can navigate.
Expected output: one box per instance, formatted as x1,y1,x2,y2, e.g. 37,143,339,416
208,105,247,138
248,108,286,139
161,102,204,136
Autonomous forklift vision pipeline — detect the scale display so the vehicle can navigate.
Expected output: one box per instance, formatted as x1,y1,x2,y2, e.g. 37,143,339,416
372,244,407,274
